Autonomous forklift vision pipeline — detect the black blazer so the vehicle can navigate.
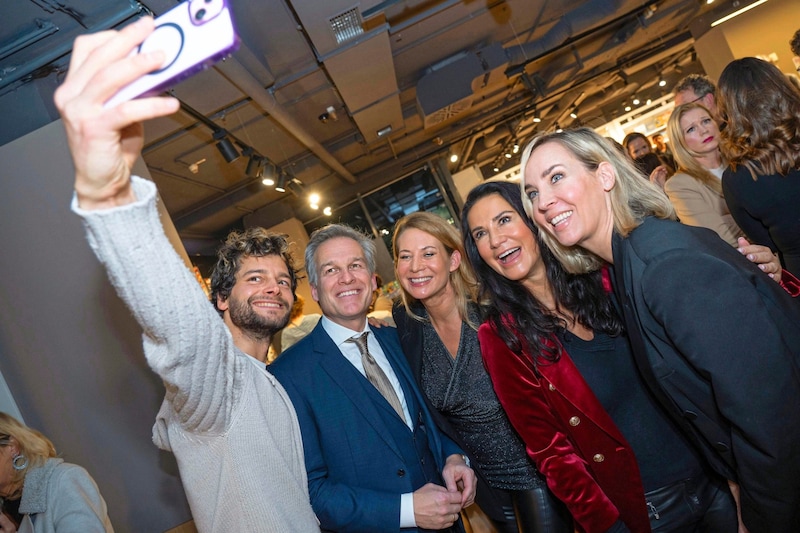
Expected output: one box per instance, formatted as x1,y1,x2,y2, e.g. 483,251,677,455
393,302,516,524
611,217,800,533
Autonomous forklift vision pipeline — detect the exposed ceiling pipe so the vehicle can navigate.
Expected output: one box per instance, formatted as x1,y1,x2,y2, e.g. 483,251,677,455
215,57,358,184
505,0,627,67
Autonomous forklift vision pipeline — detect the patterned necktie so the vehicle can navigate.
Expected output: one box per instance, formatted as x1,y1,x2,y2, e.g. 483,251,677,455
346,332,404,419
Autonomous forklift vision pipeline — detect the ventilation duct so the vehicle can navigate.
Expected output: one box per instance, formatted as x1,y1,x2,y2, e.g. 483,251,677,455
416,43,509,129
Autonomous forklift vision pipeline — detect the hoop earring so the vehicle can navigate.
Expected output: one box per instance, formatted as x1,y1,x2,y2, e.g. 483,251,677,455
12,453,28,471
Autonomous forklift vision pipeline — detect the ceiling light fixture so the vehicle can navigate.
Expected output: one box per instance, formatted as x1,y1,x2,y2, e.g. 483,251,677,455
213,130,240,163
569,108,578,119
323,206,332,216
555,123,563,133
260,163,277,186
275,173,287,193
512,143,520,154
632,97,640,105
245,153,263,178
658,78,667,87
711,0,767,27
450,154,458,163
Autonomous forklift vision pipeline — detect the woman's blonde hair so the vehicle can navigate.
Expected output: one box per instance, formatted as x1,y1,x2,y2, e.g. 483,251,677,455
667,102,724,194
392,212,481,328
0,412,57,499
519,127,675,274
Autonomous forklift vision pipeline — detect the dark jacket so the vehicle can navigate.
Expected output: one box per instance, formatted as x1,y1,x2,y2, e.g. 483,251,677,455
611,216,800,533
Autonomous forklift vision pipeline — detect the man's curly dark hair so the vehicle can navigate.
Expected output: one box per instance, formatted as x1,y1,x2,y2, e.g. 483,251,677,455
790,29,800,57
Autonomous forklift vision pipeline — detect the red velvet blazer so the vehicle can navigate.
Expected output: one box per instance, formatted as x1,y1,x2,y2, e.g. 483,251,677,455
478,323,651,533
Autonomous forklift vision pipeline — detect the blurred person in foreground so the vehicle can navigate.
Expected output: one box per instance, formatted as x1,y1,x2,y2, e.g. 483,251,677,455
0,412,113,533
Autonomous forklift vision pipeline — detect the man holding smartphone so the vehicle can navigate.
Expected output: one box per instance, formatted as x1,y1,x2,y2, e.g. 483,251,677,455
54,17,319,533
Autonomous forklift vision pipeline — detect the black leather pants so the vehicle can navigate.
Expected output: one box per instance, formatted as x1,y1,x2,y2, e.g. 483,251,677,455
487,484,574,533
646,473,738,532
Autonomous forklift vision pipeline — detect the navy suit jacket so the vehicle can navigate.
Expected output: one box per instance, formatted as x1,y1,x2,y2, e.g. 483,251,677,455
269,321,463,533
611,217,800,533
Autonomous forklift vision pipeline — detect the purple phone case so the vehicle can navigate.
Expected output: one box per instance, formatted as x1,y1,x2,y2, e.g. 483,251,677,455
105,0,239,107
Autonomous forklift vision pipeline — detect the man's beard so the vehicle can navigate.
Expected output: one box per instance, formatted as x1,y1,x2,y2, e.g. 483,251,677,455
228,295,291,340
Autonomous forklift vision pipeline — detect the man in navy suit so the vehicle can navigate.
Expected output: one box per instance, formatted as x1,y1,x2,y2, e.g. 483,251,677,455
270,224,476,532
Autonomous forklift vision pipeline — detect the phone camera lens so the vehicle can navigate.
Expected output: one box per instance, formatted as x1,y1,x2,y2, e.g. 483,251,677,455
194,8,206,20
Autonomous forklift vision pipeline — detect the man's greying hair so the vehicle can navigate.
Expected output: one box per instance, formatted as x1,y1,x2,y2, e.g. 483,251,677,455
673,74,716,98
210,227,298,312
304,224,376,287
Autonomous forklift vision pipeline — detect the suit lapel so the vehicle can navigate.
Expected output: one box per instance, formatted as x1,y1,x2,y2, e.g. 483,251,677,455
312,326,405,459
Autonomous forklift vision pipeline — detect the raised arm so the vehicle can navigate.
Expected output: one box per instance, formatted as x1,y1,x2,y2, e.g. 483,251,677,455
55,20,243,436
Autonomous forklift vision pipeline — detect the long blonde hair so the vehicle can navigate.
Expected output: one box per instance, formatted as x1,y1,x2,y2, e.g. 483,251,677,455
667,102,724,194
392,212,481,328
0,412,57,499
519,128,675,274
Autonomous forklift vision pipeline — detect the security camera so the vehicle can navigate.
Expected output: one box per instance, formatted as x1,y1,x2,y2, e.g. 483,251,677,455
319,113,329,123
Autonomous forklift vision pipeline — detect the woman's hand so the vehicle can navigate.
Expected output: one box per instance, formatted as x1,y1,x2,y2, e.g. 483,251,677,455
648,165,670,190
737,237,782,284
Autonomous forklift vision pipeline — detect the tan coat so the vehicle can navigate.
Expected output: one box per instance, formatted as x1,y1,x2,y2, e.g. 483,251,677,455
664,172,743,246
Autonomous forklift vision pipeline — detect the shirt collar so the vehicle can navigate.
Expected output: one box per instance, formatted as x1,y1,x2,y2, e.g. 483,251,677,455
320,315,371,347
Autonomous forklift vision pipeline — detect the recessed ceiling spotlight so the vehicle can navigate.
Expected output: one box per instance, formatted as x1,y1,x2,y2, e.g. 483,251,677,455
450,154,458,163
323,206,332,216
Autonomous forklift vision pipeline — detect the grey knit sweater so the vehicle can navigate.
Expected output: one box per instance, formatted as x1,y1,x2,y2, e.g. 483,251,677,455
73,177,319,532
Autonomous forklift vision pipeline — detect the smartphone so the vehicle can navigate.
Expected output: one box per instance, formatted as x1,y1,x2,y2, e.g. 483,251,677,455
105,0,240,107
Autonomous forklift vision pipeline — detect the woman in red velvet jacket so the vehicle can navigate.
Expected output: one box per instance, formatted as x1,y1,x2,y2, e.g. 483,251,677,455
460,181,737,533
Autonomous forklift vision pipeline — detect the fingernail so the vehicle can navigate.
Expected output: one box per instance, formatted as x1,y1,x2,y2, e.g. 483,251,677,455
747,254,754,260
759,264,765,270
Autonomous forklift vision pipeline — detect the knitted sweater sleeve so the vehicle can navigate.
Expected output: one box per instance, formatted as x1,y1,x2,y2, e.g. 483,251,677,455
72,177,241,436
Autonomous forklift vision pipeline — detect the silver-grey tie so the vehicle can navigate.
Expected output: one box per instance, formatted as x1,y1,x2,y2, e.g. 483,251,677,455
346,332,404,419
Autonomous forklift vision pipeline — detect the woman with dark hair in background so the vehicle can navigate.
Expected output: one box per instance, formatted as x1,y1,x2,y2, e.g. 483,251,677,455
392,212,572,533
521,127,800,533
461,180,735,533
0,412,114,533
718,56,800,274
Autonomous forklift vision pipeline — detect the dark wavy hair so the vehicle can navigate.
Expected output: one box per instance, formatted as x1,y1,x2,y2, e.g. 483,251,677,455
210,227,298,313
460,181,622,368
718,57,800,178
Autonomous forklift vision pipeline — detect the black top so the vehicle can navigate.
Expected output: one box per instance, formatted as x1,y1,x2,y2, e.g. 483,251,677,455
419,305,540,490
557,328,701,492
722,165,800,274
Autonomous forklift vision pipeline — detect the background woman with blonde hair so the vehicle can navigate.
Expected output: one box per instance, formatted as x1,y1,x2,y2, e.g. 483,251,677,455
392,212,571,533
521,127,800,533
0,412,113,532
665,102,743,246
